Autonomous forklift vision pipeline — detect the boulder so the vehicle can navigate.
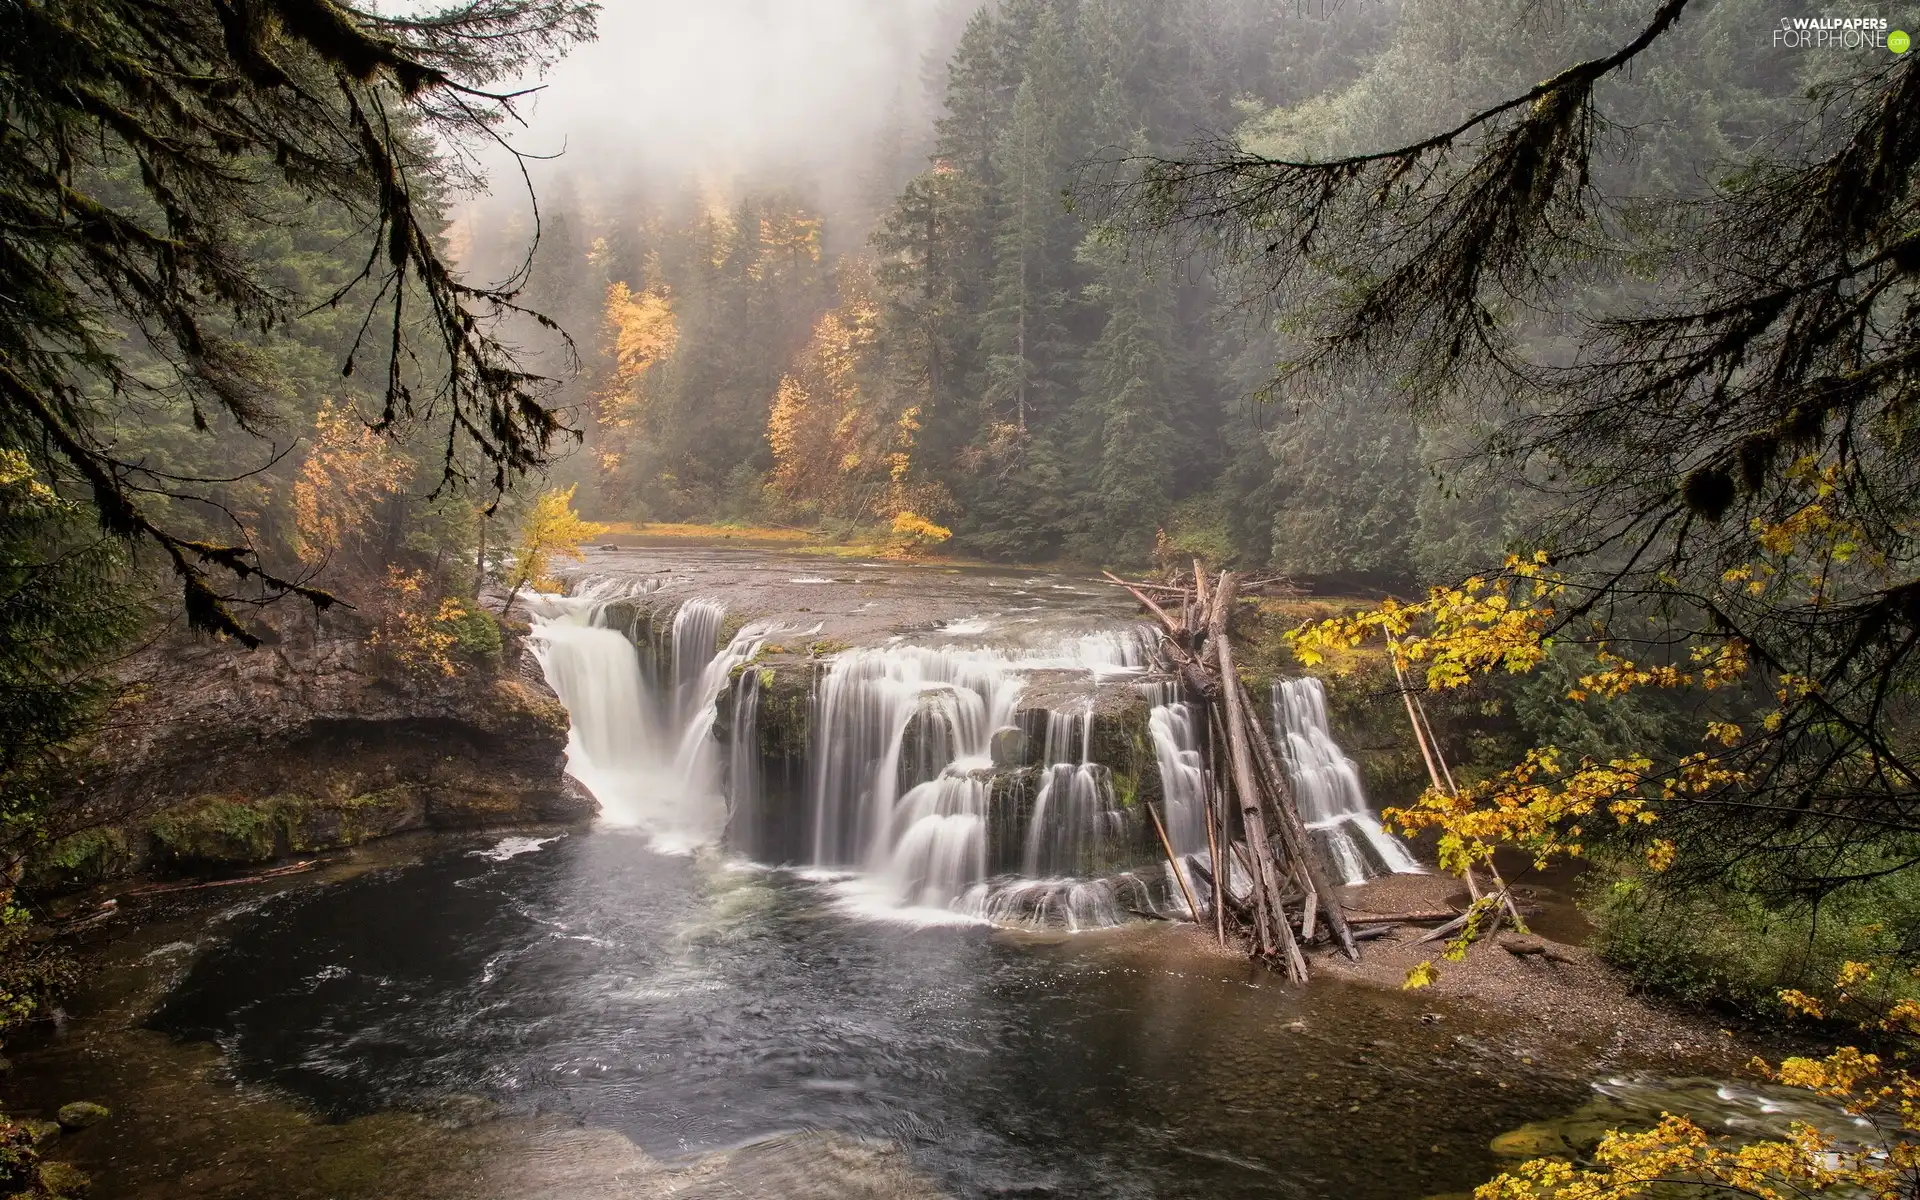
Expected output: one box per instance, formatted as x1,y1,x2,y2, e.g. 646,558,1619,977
38,1160,90,1197
54,1103,108,1132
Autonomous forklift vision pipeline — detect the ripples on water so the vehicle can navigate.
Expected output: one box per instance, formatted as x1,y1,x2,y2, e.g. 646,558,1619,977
149,831,1594,1199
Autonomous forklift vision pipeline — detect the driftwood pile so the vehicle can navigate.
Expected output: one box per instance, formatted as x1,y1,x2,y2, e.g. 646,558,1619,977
1102,564,1361,982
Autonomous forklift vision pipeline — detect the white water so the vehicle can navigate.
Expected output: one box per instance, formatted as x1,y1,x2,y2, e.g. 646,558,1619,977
529,586,771,852
808,633,1157,924
1272,677,1420,885
807,646,1023,906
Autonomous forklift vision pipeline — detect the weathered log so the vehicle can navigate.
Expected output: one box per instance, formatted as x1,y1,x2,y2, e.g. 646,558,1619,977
1187,856,1253,926
122,859,320,897
1147,801,1201,922
1202,768,1227,946
1211,571,1308,982
1499,933,1577,964
1102,571,1183,637
1191,559,1212,633
1416,910,1473,943
1234,673,1359,961
1344,909,1457,925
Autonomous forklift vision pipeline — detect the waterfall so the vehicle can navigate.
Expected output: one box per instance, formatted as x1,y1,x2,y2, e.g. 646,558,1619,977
1272,677,1420,884
1139,680,1238,914
806,635,1159,925
529,587,769,852
726,664,763,854
1021,708,1114,876
807,646,1024,895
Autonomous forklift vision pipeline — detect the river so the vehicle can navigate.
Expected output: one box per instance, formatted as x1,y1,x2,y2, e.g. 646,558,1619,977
4,547,1777,1199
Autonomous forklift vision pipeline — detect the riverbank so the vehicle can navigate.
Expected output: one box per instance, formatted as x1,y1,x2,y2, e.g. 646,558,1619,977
1318,871,1755,1066
22,603,593,903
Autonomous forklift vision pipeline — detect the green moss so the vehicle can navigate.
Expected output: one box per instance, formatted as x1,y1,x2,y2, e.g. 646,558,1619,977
148,787,425,869
754,665,814,761
150,800,279,867
805,639,850,658
718,610,753,646
24,829,130,892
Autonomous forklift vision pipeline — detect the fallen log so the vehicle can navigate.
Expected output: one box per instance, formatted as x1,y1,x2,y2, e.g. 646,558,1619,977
1344,909,1457,925
1102,571,1183,637
121,859,320,898
1147,802,1201,922
1211,572,1308,982
1499,934,1577,963
1234,673,1358,961
1416,910,1473,944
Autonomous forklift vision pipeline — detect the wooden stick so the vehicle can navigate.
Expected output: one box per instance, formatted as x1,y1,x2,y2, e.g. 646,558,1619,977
1212,572,1308,982
1148,801,1202,923
1203,771,1227,946
1408,673,1525,931
1345,909,1457,924
1192,559,1212,632
121,859,319,897
1102,571,1183,636
1417,910,1472,943
1390,641,1487,902
1236,675,1358,960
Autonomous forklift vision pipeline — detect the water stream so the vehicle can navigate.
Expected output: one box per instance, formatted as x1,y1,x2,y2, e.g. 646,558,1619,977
1273,678,1422,885
8,555,1787,1200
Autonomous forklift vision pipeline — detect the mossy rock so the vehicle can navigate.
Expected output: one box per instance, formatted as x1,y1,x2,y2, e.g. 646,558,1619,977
38,1159,90,1196
150,801,280,867
19,1119,59,1148
54,1103,107,1132
424,788,535,829
24,829,131,893
989,727,1029,770
478,677,571,743
750,661,814,762
1489,1121,1576,1159
282,789,420,852
149,788,426,869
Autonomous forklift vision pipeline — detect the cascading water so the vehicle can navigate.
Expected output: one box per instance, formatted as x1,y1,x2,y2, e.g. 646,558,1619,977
806,632,1161,926
529,585,770,851
807,646,1022,908
959,705,1155,930
1272,676,1420,884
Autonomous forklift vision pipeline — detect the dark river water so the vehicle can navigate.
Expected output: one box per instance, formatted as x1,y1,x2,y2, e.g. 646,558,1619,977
124,829,1604,1200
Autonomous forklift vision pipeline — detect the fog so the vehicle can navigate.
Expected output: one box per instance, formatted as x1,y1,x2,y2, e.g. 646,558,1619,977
457,0,964,242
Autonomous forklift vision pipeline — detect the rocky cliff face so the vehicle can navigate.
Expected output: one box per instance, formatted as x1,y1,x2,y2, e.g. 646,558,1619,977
27,606,592,893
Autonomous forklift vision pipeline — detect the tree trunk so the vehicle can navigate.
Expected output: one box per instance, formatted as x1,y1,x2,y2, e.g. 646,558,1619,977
1210,572,1307,981
1236,675,1358,961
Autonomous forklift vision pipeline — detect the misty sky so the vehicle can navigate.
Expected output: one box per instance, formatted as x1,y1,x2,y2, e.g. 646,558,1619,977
471,0,956,212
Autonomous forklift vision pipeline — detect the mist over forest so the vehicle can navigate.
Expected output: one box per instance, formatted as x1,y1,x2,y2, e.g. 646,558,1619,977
459,0,1801,582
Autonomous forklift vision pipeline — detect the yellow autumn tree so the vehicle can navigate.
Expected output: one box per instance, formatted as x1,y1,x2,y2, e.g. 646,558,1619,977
596,280,678,475
292,400,411,570
888,511,952,557
503,485,608,610
766,275,880,514
1283,477,1920,1198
